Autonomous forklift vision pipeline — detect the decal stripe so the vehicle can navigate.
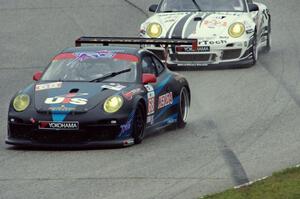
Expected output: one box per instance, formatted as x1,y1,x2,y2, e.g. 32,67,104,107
113,54,139,62
182,13,197,38
53,53,76,60
171,13,193,39
166,23,176,39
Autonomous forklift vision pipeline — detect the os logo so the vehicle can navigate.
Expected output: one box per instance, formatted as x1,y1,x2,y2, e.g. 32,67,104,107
45,93,88,106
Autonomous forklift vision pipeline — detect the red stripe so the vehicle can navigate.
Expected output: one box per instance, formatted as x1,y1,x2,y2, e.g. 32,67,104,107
113,54,139,62
53,53,76,61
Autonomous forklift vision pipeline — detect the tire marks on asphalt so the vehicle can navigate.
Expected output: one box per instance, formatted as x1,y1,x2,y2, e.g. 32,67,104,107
123,0,149,17
204,120,250,186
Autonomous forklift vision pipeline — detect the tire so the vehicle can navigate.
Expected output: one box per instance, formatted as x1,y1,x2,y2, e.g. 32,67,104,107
132,103,146,144
262,19,271,53
177,87,190,128
250,33,258,66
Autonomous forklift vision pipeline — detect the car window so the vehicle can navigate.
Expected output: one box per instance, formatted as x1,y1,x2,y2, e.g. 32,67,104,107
142,56,157,75
159,0,246,12
247,0,253,3
151,56,165,75
41,52,138,82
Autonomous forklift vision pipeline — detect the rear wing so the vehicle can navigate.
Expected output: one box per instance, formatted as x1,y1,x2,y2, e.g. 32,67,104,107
75,37,198,62
75,37,198,48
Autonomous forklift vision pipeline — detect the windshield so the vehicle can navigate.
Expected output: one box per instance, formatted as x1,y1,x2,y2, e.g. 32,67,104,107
41,51,138,83
158,0,246,12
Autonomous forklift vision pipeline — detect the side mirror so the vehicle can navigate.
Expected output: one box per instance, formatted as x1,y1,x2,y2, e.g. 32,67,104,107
142,73,157,84
149,4,158,12
33,71,43,81
248,3,259,12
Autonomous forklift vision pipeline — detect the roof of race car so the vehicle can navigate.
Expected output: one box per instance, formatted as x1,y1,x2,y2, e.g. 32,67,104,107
62,46,141,55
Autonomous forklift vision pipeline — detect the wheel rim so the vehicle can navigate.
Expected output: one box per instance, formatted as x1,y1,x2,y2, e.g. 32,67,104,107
180,88,190,122
135,108,145,139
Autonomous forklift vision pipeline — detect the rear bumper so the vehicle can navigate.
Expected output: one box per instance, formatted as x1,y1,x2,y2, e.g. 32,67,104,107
5,137,134,148
167,58,253,70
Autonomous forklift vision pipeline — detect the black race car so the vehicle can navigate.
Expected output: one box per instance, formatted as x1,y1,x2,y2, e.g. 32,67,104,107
6,37,193,148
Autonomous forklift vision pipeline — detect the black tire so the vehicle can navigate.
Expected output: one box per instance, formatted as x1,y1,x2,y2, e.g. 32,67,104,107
177,87,190,128
132,103,146,144
249,33,258,66
262,18,271,53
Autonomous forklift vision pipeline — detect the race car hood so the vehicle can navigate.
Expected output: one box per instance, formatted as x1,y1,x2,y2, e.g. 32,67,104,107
142,12,252,40
34,82,130,113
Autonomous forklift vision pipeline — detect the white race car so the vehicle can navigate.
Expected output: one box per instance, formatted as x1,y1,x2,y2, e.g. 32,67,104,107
140,0,271,69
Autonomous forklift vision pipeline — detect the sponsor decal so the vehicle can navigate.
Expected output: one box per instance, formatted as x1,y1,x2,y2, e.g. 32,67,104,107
102,83,126,91
120,119,132,134
158,92,173,109
66,50,126,66
203,19,227,28
147,115,154,125
45,93,88,106
35,82,62,91
178,63,208,67
39,121,79,130
220,36,230,39
179,46,210,52
145,85,155,115
144,85,154,92
148,96,155,115
199,40,227,45
75,51,116,62
48,105,76,112
119,111,135,138
122,88,143,100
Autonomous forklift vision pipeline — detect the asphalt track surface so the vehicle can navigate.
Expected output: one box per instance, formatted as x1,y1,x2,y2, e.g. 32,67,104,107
0,0,299,198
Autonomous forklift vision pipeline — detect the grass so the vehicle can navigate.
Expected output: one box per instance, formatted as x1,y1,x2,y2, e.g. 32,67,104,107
201,167,300,199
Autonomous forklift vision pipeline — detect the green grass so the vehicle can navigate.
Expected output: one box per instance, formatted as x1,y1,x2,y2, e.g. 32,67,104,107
201,167,300,199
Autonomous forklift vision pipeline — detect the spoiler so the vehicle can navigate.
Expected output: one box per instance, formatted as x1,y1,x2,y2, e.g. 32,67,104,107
75,37,198,63
75,36,198,49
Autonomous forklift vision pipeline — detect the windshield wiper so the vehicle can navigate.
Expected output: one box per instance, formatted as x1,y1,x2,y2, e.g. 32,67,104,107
192,0,202,11
89,68,131,83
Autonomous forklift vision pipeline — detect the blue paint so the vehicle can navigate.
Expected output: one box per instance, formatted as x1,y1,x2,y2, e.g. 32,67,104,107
22,84,34,93
52,113,68,122
153,113,178,128
154,96,179,122
155,75,172,94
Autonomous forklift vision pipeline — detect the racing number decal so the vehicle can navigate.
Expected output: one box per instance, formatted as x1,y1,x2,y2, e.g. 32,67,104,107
145,85,155,116
147,93,155,115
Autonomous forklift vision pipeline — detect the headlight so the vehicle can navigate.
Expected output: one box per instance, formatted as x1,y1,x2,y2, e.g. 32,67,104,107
103,96,123,113
146,23,162,38
228,22,245,38
13,94,30,112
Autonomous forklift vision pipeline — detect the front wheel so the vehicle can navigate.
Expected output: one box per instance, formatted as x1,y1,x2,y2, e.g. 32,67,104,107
250,34,258,66
262,19,272,53
177,87,190,128
132,103,146,144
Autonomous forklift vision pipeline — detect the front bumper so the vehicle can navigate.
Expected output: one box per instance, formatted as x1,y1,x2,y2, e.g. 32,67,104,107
6,112,134,148
168,41,253,68
5,137,134,148
145,36,254,69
